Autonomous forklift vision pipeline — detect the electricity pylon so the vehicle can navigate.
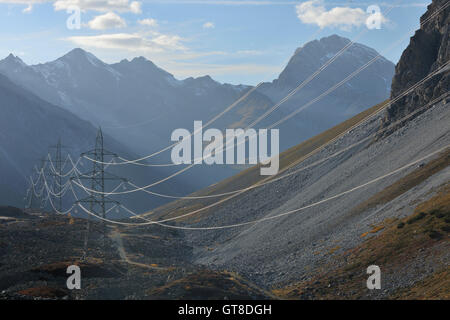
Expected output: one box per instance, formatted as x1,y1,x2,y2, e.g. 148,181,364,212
47,139,70,213
25,157,47,210
38,156,49,210
73,128,126,260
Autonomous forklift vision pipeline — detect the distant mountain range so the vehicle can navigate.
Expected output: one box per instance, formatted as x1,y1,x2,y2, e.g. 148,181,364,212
0,73,190,211
0,34,395,204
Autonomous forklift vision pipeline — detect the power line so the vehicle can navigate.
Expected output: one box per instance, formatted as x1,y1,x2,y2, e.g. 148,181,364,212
124,92,449,200
25,0,450,233
83,82,264,167
69,62,450,197
27,78,450,233
73,93,449,227
80,0,448,169
74,144,450,229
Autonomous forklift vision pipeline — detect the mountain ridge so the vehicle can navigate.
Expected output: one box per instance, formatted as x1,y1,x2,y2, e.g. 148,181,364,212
0,34,395,190
0,72,190,211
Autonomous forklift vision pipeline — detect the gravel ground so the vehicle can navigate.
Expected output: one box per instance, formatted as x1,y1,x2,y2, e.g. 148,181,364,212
183,101,450,290
0,211,272,299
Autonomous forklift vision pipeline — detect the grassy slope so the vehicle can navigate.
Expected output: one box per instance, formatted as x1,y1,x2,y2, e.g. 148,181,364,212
334,149,450,227
141,100,388,222
272,161,450,300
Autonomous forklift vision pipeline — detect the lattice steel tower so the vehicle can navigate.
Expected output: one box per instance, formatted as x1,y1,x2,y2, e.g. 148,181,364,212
48,139,68,213
26,157,47,210
74,128,125,260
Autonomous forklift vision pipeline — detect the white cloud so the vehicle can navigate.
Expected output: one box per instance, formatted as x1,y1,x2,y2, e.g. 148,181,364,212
202,21,215,29
138,18,158,27
0,0,143,13
66,32,186,53
0,0,46,11
22,3,32,12
53,0,142,13
295,0,387,30
129,0,141,13
87,12,127,30
0,0,47,3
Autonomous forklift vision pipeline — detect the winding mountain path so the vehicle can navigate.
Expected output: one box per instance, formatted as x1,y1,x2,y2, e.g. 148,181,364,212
109,227,166,271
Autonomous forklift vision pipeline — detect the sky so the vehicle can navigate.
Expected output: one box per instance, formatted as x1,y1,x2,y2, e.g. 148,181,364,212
0,0,431,85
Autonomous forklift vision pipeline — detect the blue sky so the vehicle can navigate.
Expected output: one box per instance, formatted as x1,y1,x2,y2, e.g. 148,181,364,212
0,0,431,84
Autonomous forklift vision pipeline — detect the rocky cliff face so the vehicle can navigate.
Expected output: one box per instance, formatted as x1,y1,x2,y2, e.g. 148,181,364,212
384,0,449,126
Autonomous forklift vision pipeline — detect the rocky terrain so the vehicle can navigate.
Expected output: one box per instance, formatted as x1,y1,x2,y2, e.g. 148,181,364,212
0,207,271,300
182,98,449,296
